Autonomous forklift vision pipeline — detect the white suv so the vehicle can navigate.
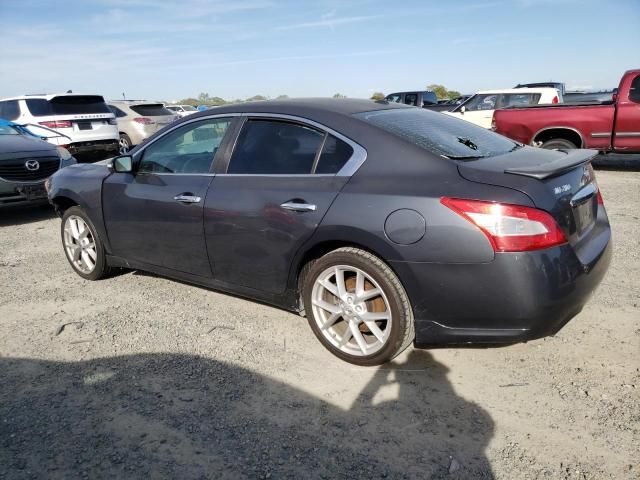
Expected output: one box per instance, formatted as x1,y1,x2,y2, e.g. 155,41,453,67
0,93,119,159
444,88,562,129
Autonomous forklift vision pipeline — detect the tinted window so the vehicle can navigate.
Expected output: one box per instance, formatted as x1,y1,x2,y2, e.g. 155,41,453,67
315,135,353,174
386,94,402,103
0,100,20,121
404,94,418,106
25,96,111,116
228,120,324,174
498,93,541,108
139,118,231,174
108,105,127,118
629,75,640,104
463,94,498,111
130,104,174,116
422,91,438,105
354,108,518,160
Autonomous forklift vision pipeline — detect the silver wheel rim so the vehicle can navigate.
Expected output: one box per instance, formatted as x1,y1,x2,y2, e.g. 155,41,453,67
119,137,129,154
63,215,97,274
311,265,392,357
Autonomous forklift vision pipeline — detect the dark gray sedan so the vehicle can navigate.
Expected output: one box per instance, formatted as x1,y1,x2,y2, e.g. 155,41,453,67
47,99,611,365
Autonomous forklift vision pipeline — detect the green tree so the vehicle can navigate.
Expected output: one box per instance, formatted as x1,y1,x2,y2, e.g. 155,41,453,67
370,92,385,101
426,84,449,100
246,95,268,102
332,93,347,99
276,94,289,100
178,98,200,107
447,90,462,100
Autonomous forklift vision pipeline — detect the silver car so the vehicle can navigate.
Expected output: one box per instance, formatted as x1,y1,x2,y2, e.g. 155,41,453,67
108,101,178,153
165,104,198,118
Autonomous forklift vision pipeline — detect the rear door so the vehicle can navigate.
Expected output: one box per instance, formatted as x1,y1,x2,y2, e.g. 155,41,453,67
102,116,234,277
613,73,640,152
204,115,362,293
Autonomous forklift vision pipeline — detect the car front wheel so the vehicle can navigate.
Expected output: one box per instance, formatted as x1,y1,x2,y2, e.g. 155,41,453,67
61,206,110,280
303,247,414,366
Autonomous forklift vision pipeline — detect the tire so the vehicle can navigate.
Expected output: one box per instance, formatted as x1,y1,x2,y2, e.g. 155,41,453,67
61,206,110,280
118,133,132,154
540,138,577,150
302,247,414,366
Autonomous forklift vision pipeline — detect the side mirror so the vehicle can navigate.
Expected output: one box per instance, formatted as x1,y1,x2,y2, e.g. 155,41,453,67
460,106,466,114
113,155,133,173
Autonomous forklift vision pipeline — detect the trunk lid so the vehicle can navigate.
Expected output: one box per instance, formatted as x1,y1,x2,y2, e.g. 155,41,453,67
457,146,601,252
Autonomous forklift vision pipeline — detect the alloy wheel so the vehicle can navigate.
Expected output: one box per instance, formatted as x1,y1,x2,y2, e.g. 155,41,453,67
118,137,129,154
311,265,392,357
63,215,97,274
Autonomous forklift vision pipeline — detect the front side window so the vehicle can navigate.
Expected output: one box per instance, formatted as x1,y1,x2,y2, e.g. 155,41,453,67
354,108,518,160
463,94,498,111
139,118,231,174
404,94,418,106
629,75,640,103
0,100,20,121
227,120,324,174
386,94,402,103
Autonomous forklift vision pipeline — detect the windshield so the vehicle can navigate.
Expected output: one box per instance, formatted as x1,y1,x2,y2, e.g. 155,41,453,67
354,108,519,159
0,124,20,135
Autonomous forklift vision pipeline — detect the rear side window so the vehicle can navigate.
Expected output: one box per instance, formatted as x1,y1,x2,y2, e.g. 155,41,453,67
108,105,127,118
315,135,353,174
499,93,541,108
354,108,518,160
463,94,498,111
404,94,418,106
0,100,20,121
25,96,111,116
629,75,640,104
130,104,174,116
227,120,324,174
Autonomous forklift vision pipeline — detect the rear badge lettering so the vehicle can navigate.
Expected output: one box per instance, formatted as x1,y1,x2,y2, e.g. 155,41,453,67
554,184,571,195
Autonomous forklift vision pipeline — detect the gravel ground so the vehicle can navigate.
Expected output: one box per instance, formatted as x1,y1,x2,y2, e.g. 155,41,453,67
0,168,638,480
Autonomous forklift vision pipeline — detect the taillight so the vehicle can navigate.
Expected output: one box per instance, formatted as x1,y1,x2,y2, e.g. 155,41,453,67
441,197,567,252
596,189,604,205
552,96,559,104
133,117,154,124
39,120,72,129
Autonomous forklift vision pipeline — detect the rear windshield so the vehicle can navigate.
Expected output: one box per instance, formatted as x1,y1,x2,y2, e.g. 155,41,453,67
25,96,111,116
130,104,174,116
354,108,518,159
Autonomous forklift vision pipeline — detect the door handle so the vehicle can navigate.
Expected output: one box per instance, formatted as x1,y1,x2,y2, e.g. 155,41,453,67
280,201,317,212
174,194,202,204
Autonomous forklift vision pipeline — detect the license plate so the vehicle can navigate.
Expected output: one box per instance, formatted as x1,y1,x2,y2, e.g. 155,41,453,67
17,184,47,200
574,197,595,234
77,122,92,130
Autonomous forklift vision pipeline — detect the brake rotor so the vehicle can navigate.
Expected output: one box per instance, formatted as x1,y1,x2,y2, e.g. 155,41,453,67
344,276,385,333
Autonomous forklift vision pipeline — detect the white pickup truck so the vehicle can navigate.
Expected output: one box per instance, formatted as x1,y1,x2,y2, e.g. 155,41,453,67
444,87,562,129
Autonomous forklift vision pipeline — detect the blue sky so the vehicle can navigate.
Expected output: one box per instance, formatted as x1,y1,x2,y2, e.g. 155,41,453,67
0,0,638,101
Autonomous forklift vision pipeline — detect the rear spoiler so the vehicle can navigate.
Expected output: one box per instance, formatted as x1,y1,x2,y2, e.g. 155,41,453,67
504,149,598,180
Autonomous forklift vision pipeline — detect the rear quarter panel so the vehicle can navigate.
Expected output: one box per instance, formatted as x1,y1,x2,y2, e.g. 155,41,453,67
494,104,615,149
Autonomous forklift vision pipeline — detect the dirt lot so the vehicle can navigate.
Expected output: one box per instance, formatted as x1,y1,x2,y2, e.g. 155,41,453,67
0,169,638,479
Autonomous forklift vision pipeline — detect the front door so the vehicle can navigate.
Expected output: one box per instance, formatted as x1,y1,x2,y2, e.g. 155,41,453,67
447,93,498,129
102,117,234,277
613,73,640,152
205,117,357,293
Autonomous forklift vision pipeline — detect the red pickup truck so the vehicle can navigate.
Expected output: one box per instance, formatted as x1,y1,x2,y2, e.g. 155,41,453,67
494,69,640,153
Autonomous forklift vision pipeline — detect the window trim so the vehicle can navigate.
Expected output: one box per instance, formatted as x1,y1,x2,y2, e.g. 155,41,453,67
629,74,640,104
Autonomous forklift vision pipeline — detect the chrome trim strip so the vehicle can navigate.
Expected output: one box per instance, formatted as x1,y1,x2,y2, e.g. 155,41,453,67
590,132,611,138
133,111,367,178
137,172,216,177
615,132,640,137
531,126,584,147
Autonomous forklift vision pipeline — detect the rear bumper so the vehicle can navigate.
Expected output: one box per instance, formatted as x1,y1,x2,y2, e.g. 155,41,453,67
391,233,612,348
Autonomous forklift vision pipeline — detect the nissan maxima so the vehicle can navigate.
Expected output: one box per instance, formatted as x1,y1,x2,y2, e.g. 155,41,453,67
46,98,611,365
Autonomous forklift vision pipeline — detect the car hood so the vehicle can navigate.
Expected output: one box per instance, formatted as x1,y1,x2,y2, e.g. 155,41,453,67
0,134,55,155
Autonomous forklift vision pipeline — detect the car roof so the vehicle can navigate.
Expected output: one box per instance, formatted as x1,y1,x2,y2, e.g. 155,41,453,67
0,93,105,101
475,88,559,95
108,100,164,106
190,97,409,119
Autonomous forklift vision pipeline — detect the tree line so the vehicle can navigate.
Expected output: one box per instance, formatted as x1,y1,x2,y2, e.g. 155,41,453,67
179,85,461,106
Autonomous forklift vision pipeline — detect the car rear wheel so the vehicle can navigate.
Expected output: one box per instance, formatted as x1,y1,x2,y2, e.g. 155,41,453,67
303,247,414,366
540,138,577,150
119,133,132,154
61,206,110,280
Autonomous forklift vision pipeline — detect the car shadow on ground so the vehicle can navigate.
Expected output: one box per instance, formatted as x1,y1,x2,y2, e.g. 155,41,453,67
0,204,56,227
1,351,494,479
593,153,640,171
